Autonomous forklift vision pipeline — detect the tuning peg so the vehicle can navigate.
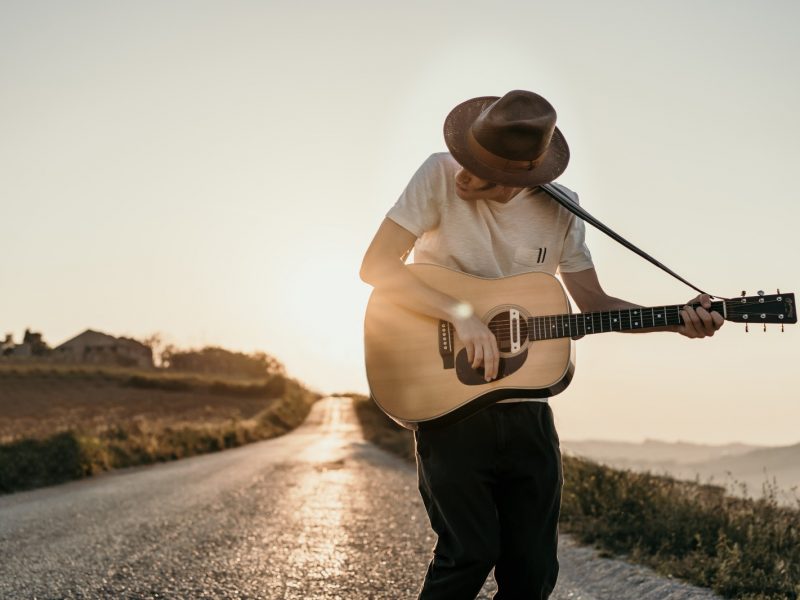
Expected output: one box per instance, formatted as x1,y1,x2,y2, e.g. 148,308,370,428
763,323,767,332
741,290,747,297
777,288,781,294
745,322,749,333
758,290,764,297
782,323,785,332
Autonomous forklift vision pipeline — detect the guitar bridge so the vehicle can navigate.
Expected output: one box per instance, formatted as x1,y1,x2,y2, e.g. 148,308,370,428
509,308,521,353
438,320,455,369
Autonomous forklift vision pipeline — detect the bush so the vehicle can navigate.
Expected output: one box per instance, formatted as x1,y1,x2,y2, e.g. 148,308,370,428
0,432,88,492
350,393,415,461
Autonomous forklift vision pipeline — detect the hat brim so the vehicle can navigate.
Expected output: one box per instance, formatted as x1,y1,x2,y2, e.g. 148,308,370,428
443,96,570,187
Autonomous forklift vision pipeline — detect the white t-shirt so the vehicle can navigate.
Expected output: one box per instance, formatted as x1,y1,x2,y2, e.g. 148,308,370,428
387,153,594,278
386,152,594,404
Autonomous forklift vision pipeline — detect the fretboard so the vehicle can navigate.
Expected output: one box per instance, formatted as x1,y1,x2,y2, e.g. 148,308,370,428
527,301,726,340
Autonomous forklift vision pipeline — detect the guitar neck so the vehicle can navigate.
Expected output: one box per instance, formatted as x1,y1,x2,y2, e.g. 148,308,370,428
528,300,726,340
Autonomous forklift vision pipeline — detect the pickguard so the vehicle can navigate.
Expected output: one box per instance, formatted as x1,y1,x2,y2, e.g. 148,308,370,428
455,348,529,385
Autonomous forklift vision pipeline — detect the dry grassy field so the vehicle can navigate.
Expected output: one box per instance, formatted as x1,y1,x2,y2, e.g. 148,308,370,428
0,363,285,443
0,363,320,493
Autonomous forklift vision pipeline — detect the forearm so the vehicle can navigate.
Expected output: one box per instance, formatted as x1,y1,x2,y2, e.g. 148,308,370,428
361,260,467,322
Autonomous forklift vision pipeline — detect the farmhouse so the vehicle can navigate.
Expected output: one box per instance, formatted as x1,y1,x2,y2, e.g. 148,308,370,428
55,329,153,368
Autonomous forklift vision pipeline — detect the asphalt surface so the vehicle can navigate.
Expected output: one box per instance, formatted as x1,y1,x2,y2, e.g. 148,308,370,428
0,397,723,599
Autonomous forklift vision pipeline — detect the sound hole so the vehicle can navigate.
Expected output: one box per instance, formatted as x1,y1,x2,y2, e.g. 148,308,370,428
487,311,529,353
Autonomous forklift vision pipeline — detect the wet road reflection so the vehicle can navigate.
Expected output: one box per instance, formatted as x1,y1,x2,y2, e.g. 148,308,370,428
282,399,359,595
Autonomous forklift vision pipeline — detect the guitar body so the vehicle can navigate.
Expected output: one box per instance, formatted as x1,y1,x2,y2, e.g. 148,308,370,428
365,264,797,430
364,264,575,430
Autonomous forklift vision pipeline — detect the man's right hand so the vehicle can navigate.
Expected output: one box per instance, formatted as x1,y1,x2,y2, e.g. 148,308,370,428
452,313,499,382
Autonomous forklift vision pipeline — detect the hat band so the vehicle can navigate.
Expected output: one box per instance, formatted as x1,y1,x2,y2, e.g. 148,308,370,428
466,129,546,173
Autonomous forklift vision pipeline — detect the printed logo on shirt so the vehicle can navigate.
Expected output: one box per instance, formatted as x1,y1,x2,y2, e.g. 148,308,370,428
513,246,549,268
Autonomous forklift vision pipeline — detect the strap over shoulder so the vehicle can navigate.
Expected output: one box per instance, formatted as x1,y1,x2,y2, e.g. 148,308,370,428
541,183,721,299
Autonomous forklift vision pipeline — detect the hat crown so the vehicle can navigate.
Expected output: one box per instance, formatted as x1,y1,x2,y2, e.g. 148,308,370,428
470,90,557,161
443,89,569,187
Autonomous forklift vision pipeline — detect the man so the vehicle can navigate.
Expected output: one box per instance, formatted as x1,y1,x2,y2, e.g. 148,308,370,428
360,90,723,599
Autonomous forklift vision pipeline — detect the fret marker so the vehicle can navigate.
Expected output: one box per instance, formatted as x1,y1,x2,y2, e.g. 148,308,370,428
613,318,618,322
635,322,639,326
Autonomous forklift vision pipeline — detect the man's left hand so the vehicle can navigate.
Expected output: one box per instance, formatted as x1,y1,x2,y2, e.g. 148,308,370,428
677,294,724,338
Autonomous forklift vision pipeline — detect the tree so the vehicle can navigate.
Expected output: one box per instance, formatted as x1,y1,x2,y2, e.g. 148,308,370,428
161,345,285,378
141,332,168,367
23,328,50,356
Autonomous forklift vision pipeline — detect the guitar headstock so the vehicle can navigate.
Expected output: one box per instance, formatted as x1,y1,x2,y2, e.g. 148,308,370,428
724,290,796,330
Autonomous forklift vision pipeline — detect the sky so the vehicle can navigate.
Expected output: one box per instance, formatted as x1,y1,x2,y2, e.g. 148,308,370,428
1,0,799,445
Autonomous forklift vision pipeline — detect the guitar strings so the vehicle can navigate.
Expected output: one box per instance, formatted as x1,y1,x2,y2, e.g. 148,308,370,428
462,300,769,329
485,311,684,325
485,312,687,341
485,317,684,329
461,301,764,338
483,311,685,328
481,306,711,324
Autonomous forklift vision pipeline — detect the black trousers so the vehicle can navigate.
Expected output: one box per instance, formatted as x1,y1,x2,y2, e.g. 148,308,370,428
415,402,563,600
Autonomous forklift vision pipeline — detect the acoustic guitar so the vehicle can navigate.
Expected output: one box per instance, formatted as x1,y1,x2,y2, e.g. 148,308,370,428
364,263,796,430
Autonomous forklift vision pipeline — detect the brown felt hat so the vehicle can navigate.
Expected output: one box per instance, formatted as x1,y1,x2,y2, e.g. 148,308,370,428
443,90,569,187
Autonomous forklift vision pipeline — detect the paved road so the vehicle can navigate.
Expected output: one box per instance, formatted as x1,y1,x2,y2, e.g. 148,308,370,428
0,397,722,599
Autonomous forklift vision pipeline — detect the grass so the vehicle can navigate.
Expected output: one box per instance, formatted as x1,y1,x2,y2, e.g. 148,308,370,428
560,455,800,599
349,393,416,462
0,364,294,443
0,365,321,494
348,393,800,600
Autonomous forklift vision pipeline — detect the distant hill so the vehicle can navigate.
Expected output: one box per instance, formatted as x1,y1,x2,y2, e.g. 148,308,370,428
562,439,800,503
563,439,761,467
675,442,800,500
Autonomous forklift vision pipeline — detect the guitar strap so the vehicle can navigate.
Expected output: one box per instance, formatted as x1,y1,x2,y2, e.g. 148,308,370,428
541,183,723,299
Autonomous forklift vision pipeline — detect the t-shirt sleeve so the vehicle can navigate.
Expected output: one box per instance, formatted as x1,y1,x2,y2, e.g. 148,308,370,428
554,184,594,273
386,154,445,237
